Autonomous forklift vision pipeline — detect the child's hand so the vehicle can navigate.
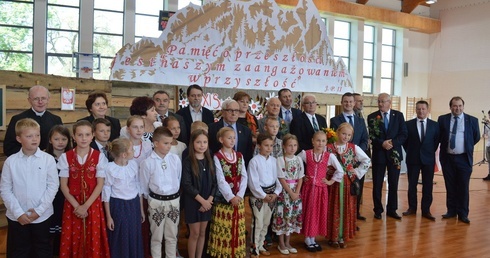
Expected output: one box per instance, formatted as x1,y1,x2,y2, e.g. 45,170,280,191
141,210,146,223
27,208,40,221
230,196,241,207
289,192,300,201
322,178,335,186
107,217,114,231
74,204,89,218
17,214,31,225
201,200,212,211
269,194,277,202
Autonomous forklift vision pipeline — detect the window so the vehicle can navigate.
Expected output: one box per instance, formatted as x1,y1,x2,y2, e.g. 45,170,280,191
333,20,350,71
93,0,124,80
363,25,375,93
135,0,164,41
381,28,395,94
46,0,80,76
0,0,34,72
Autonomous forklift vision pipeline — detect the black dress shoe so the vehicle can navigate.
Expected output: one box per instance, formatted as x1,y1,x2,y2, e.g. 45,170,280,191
357,215,366,221
402,209,416,216
441,213,457,219
305,243,316,252
458,216,470,224
313,243,322,251
374,213,382,220
422,212,436,221
387,212,402,220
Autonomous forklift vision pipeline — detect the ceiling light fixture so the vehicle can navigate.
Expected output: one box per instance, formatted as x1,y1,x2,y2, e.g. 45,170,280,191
426,0,437,4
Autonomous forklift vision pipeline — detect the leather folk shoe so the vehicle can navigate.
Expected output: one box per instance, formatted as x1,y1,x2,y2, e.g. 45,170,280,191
387,212,402,220
422,212,436,221
402,209,416,216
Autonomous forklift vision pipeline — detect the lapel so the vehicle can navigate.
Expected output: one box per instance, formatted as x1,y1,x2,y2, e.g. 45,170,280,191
302,113,314,132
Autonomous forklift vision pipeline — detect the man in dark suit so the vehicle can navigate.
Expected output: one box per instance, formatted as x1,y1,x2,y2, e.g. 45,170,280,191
208,99,254,166
176,84,215,145
330,92,369,220
278,89,302,129
438,96,480,224
3,85,63,156
290,94,327,153
153,90,187,143
402,100,440,221
367,93,407,220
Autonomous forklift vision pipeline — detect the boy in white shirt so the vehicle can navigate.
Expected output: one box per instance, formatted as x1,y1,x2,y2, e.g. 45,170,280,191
248,133,283,257
140,127,182,258
0,118,59,257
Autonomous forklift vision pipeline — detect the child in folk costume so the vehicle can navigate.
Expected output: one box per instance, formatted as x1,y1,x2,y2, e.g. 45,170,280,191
208,127,248,258
126,115,153,258
298,131,343,253
272,134,304,255
139,127,182,258
181,130,217,258
247,133,283,257
45,125,72,256
58,120,110,257
103,138,145,257
325,123,371,248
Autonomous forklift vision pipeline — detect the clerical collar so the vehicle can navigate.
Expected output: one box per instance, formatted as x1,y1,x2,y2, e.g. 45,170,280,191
31,108,46,117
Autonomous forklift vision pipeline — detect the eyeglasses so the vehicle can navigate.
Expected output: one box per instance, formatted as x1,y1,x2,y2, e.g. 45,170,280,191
223,109,240,113
31,97,48,102
303,102,317,105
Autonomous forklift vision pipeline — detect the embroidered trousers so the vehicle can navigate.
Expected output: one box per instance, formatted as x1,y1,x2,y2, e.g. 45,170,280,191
147,196,180,258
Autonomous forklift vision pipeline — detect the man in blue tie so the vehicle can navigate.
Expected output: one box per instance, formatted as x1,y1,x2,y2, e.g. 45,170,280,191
278,89,301,129
437,96,480,223
367,93,407,220
330,92,369,220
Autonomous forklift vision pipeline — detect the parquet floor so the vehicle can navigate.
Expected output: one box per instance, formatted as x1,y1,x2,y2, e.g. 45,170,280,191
1,154,490,258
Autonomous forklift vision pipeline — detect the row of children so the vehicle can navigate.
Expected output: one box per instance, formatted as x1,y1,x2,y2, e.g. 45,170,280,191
0,111,370,258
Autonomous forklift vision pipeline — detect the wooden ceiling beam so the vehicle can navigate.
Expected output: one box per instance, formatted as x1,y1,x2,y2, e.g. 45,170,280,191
275,0,441,34
401,0,426,14
356,0,369,4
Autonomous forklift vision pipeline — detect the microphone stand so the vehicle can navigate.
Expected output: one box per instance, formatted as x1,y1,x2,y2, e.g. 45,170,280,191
474,121,489,166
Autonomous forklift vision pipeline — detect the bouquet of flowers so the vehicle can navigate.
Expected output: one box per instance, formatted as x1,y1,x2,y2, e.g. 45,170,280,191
322,127,338,144
369,115,382,140
391,150,401,169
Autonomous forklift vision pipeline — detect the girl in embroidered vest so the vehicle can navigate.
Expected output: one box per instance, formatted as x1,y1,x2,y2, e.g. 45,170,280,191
208,127,248,258
272,134,304,254
298,131,343,253
58,120,110,257
103,138,144,257
325,123,371,248
45,125,72,256
181,129,216,258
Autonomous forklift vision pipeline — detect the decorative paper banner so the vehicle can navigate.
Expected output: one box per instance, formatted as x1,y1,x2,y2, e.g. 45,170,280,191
110,0,353,94
61,88,75,110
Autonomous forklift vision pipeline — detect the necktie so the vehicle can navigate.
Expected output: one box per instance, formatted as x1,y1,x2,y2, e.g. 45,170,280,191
312,117,319,131
102,146,108,158
285,110,292,123
228,124,238,150
159,115,165,122
450,116,458,149
420,120,425,142
347,115,354,127
383,112,389,130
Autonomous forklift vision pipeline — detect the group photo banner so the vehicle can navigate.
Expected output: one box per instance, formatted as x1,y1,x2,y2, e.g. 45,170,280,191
110,0,354,94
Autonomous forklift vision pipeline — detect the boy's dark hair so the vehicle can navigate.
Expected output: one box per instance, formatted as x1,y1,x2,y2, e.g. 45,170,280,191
92,118,111,131
153,126,173,142
256,132,274,145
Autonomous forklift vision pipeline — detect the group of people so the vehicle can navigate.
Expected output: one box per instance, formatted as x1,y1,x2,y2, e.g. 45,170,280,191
0,84,481,258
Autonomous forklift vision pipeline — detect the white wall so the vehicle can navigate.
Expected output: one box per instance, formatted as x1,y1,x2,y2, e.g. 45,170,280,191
427,0,490,121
